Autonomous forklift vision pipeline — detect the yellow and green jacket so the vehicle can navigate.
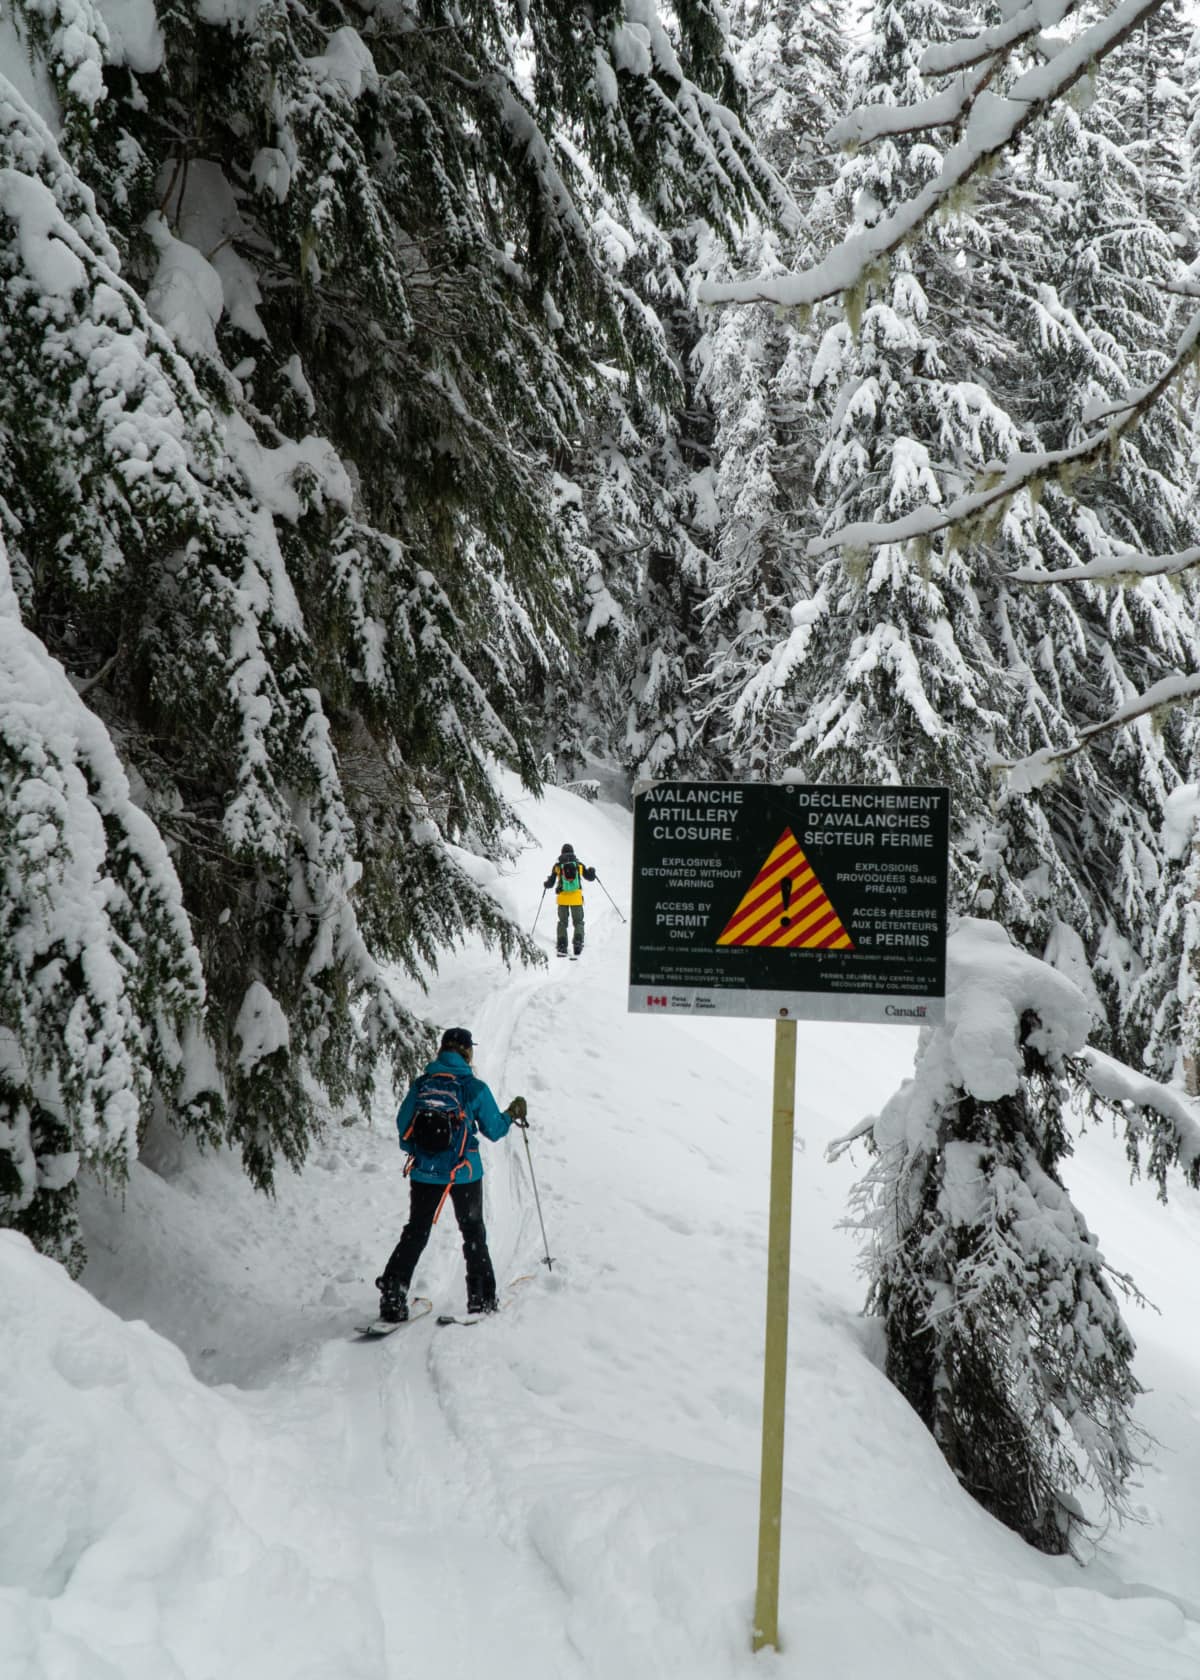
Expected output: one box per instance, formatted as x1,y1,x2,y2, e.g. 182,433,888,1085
544,858,595,905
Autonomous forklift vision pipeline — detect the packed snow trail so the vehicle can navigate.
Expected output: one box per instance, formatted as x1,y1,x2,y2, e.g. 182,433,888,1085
2,778,1193,1678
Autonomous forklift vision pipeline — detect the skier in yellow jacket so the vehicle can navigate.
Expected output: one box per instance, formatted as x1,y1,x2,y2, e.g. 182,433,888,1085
543,843,596,957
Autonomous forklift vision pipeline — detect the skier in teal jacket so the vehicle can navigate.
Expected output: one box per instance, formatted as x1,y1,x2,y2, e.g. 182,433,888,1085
375,1026,527,1321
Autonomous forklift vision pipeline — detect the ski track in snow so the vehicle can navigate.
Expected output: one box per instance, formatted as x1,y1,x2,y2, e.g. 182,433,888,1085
4,777,1193,1678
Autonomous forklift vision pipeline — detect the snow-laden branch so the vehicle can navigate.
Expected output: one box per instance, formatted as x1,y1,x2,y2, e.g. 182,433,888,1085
825,64,992,148
919,0,1083,76
699,0,1165,312
806,299,1200,559
994,673,1200,792
1081,1048,1200,1180
1009,542,1200,585
827,0,1085,149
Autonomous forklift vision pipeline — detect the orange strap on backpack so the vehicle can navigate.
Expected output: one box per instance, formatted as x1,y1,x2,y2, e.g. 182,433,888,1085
405,1118,470,1223
431,1150,469,1224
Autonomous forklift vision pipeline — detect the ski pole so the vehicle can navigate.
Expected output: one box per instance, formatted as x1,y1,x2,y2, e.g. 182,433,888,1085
530,887,547,937
520,1125,554,1270
593,874,627,924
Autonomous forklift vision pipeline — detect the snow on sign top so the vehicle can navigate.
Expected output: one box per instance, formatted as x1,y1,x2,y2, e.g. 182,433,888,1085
629,782,950,1025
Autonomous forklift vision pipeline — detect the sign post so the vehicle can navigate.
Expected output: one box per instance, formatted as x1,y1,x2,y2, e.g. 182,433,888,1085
628,781,950,1652
753,1016,796,1653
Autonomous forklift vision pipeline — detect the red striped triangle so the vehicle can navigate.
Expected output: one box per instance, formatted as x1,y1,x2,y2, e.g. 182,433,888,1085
716,830,853,951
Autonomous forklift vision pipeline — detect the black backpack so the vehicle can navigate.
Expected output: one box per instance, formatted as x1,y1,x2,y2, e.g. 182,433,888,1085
404,1070,469,1162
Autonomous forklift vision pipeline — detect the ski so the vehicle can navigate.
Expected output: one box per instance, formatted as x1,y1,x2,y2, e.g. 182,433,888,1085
435,1277,532,1327
353,1297,432,1338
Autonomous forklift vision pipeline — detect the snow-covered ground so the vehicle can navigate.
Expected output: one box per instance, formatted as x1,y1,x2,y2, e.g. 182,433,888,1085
4,779,1200,1678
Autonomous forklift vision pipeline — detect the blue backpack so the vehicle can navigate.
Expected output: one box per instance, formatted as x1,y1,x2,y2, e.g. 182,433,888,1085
403,1070,469,1165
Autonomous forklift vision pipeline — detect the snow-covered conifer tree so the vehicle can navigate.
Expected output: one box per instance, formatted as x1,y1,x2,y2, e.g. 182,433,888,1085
0,1,781,1252
693,0,846,776
837,922,1144,1554
706,0,1200,1017
711,0,1171,1549
518,3,796,784
687,0,1200,1550
542,201,716,785
981,9,1200,1030
0,532,208,1271
730,0,1011,813
1125,12,1200,1103
1,2,424,1204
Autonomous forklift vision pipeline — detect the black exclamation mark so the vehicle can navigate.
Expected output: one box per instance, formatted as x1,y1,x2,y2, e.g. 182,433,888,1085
780,877,792,927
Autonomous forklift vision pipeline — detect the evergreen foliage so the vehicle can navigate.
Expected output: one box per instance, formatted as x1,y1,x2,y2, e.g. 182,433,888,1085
0,0,773,1250
983,12,1200,1031
694,0,846,777
542,202,715,785
1128,784,1200,1110
837,922,1144,1555
0,530,207,1272
523,0,802,786
722,0,1015,874
701,0,1200,1034
692,0,1198,1549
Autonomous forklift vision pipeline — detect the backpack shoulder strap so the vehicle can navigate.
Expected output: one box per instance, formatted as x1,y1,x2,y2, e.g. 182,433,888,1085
431,1079,474,1225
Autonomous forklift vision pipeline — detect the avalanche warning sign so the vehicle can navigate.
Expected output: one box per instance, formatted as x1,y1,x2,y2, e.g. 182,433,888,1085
629,781,949,1024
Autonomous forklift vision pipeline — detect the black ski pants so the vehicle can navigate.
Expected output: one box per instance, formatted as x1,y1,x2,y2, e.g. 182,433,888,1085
381,1178,497,1308
556,901,584,953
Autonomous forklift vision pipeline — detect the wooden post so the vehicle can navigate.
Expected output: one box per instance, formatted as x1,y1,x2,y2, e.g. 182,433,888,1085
752,1016,797,1653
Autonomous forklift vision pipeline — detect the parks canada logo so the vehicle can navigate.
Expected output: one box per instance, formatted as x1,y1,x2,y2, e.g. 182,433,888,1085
885,1004,928,1019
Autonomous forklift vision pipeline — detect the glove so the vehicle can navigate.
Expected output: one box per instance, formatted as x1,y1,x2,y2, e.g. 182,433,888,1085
543,874,555,890
583,866,596,881
507,1096,528,1126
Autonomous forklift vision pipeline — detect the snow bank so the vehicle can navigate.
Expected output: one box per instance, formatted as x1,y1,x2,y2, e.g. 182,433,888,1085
0,1231,384,1680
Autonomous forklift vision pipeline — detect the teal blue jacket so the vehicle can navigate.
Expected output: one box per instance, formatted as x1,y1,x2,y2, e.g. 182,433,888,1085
396,1050,513,1184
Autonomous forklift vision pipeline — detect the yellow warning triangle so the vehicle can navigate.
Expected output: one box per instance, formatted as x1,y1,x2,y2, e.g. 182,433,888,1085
716,829,853,950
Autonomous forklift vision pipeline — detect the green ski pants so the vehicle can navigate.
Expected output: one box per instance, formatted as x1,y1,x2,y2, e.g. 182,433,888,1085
556,902,584,954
